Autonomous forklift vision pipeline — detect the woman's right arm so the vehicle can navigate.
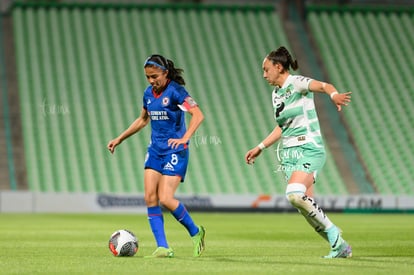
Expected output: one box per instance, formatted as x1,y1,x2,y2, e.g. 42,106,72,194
107,108,150,154
244,125,282,164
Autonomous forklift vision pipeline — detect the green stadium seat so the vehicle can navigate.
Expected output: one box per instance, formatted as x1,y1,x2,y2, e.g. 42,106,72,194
308,7,414,195
13,3,349,195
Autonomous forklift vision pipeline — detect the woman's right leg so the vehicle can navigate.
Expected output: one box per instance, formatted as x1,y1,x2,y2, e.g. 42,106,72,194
144,169,173,257
286,171,352,258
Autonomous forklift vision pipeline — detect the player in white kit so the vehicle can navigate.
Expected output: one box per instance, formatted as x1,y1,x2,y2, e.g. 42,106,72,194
245,46,352,258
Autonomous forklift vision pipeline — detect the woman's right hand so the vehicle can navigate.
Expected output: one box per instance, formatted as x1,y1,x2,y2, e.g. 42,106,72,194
244,147,262,165
107,138,121,154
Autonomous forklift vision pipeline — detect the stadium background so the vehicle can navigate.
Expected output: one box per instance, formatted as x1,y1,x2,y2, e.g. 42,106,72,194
0,0,413,212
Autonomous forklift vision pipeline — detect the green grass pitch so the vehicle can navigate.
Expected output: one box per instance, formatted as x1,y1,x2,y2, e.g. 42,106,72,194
0,213,413,274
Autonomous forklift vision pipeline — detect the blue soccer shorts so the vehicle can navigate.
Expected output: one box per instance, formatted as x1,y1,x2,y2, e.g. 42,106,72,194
144,149,189,182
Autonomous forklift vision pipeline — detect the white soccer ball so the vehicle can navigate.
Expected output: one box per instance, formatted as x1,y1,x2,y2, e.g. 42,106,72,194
108,229,139,257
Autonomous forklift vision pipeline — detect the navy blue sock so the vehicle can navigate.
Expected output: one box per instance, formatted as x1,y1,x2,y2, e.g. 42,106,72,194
147,206,168,248
171,202,199,237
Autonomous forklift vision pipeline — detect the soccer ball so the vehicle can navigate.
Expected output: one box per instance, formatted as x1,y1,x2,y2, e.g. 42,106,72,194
108,229,139,257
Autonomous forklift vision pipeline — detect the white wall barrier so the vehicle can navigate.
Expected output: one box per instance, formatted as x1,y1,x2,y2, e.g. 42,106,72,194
1,191,413,213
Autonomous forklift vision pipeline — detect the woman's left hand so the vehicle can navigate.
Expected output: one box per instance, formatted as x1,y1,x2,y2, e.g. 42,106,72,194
332,91,352,111
168,138,188,149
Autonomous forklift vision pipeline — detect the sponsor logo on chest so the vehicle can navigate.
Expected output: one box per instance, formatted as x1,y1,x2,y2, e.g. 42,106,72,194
273,88,293,107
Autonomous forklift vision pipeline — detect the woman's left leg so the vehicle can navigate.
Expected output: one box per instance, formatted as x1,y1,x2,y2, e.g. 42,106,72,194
159,175,200,236
158,175,205,256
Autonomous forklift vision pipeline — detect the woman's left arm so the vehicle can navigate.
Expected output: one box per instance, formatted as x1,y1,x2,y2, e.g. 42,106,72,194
308,79,351,111
168,106,204,149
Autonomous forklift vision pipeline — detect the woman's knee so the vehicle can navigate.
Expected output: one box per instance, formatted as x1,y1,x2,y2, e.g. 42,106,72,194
158,194,173,207
144,192,158,206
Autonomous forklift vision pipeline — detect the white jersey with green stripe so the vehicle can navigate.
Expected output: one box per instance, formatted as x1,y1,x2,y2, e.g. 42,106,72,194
272,74,324,148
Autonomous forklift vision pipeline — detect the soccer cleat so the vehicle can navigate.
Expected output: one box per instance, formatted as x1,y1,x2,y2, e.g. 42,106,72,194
325,225,341,248
323,225,352,258
145,247,174,258
192,226,206,257
323,240,352,258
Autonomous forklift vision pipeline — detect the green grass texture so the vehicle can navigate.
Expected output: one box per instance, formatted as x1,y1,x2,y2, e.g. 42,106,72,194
0,213,413,274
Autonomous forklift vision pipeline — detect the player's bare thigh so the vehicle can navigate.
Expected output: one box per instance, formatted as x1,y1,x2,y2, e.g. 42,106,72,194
288,170,315,197
144,168,162,206
158,175,181,211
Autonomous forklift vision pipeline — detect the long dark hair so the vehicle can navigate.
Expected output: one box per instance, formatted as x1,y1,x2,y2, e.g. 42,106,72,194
144,54,185,85
266,46,298,71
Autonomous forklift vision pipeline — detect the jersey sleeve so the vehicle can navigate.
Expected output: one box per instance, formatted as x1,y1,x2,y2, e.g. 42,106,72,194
174,86,198,112
142,86,151,110
293,75,313,93
142,96,147,110
178,96,198,111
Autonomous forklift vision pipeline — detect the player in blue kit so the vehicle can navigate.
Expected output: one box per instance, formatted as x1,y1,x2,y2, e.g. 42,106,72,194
107,54,205,258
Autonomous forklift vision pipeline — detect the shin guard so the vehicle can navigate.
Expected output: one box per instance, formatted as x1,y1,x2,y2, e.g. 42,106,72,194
286,183,333,239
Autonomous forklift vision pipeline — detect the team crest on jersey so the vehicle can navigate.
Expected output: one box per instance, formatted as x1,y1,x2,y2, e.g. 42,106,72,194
162,97,170,106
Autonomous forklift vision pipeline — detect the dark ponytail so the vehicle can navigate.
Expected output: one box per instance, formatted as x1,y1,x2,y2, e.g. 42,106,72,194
144,54,185,85
266,46,298,71
165,59,185,85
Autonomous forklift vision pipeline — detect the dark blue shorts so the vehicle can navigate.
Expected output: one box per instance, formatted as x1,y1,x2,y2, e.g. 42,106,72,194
144,149,189,182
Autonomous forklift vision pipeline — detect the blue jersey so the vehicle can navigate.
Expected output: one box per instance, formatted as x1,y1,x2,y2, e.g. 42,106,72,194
143,80,193,155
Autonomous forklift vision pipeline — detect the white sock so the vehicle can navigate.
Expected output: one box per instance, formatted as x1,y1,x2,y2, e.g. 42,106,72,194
286,183,333,235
